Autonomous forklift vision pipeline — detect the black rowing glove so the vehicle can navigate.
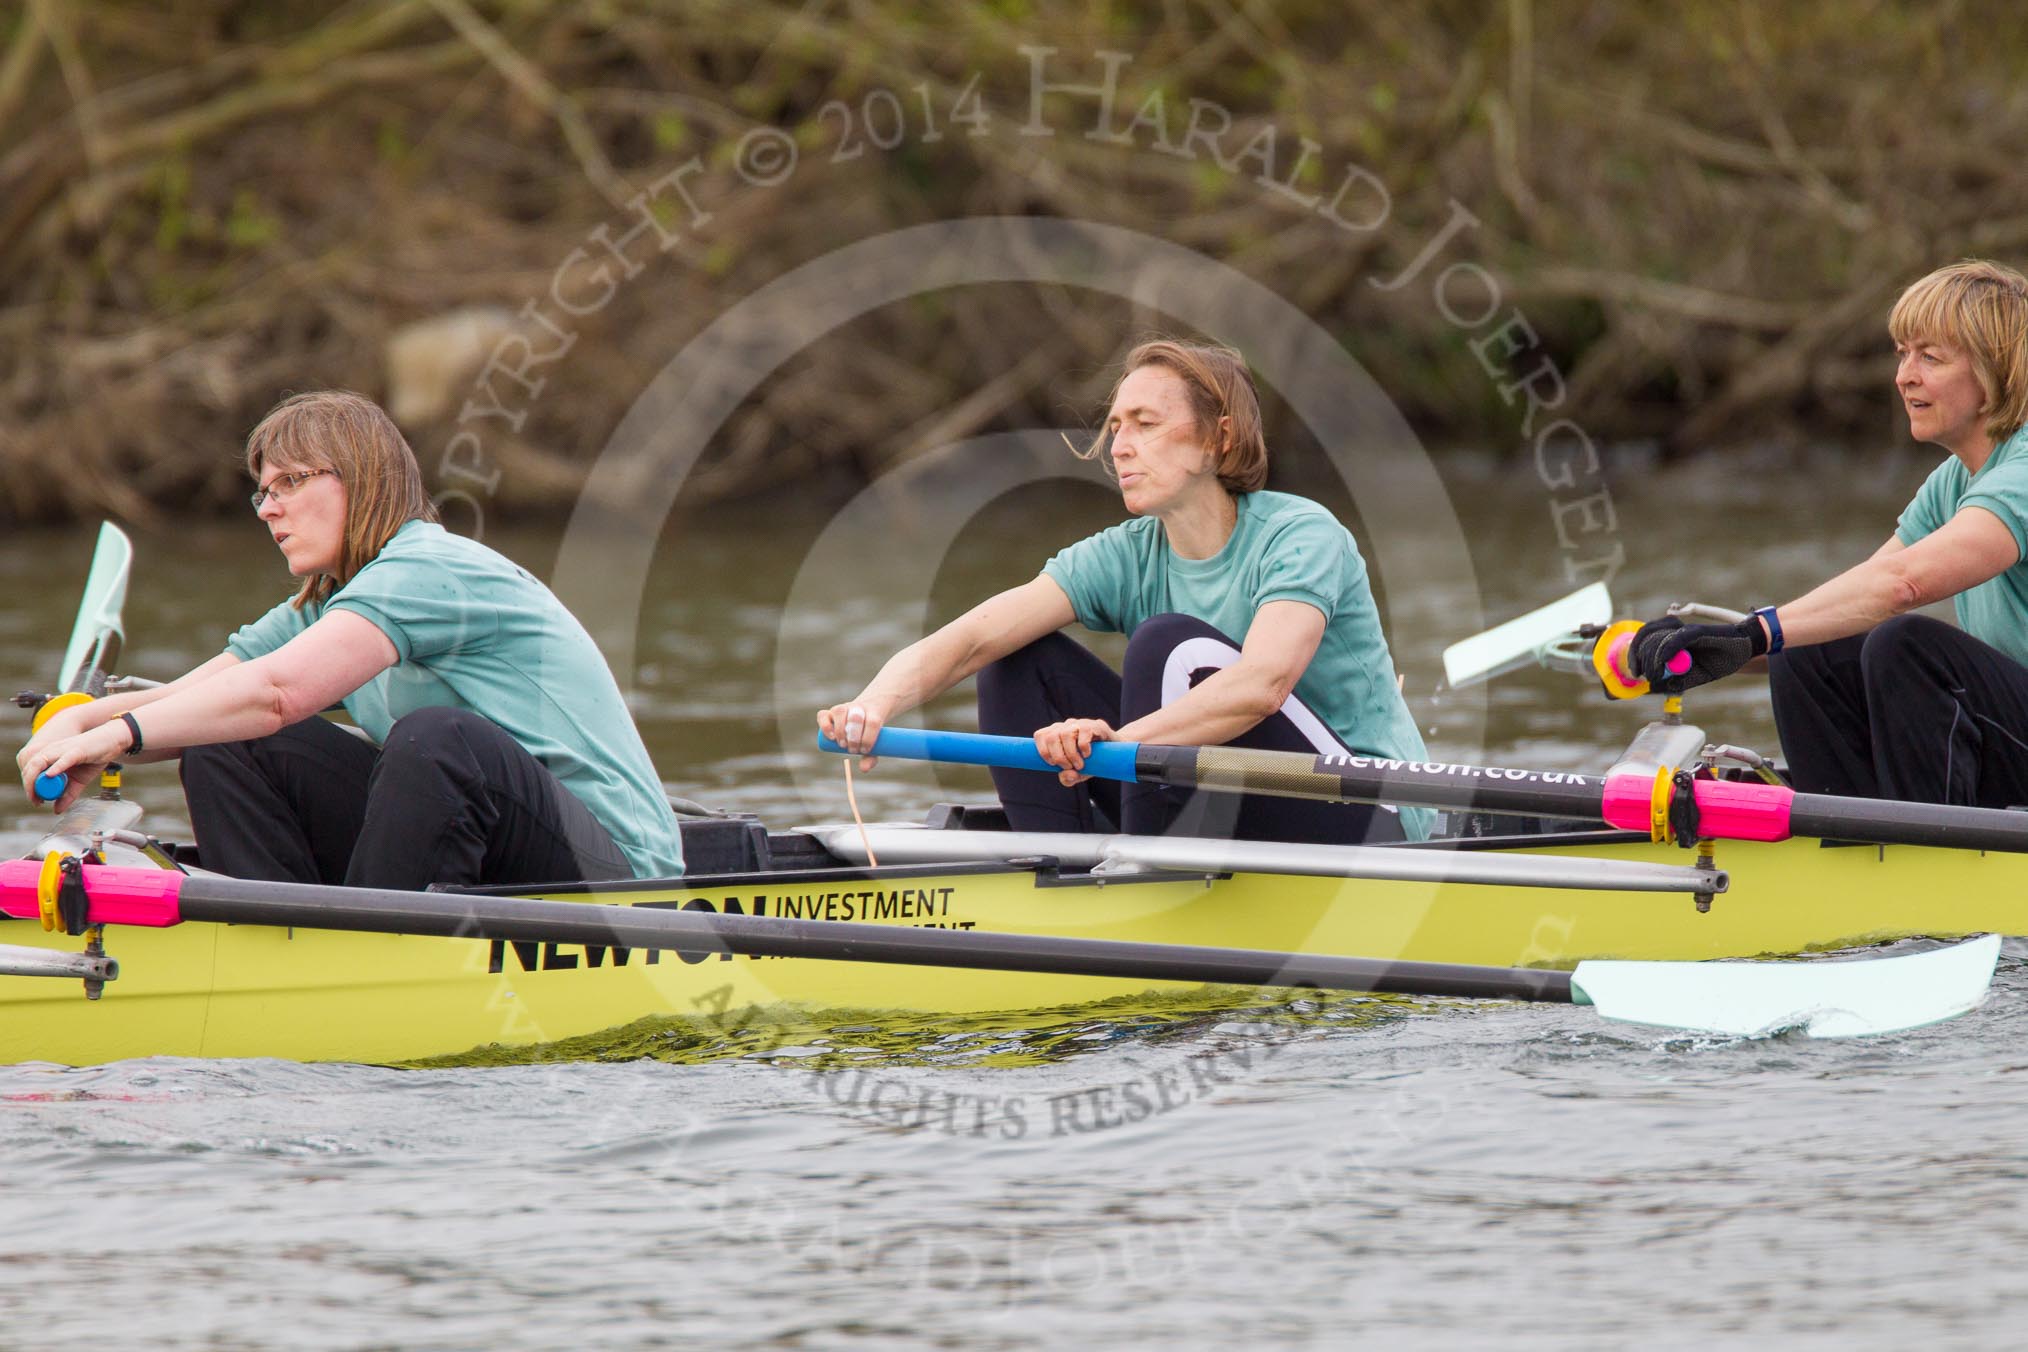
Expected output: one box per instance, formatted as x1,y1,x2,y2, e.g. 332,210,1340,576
1629,614,1769,694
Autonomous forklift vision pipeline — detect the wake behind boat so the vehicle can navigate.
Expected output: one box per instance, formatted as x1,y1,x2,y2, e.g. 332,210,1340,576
0,527,2006,1065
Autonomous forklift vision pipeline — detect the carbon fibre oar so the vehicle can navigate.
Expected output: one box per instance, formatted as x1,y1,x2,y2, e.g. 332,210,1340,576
0,861,1999,1038
821,729,2028,854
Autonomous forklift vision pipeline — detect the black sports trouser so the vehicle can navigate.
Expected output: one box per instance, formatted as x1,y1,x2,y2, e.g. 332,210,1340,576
179,705,633,889
1768,613,2028,807
974,612,1406,844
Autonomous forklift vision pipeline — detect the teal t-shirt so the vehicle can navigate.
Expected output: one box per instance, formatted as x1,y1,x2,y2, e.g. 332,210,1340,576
1894,426,2028,667
1042,490,1432,840
225,520,684,877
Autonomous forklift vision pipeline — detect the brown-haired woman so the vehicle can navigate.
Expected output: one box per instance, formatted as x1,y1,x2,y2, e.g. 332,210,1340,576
1627,258,2028,807
819,339,1432,844
18,390,684,887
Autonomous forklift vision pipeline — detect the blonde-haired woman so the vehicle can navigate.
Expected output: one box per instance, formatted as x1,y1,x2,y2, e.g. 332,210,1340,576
820,339,1430,844
19,391,683,887
1629,259,2028,806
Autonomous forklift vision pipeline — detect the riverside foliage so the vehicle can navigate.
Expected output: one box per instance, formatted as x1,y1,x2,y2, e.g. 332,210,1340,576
2,0,2023,522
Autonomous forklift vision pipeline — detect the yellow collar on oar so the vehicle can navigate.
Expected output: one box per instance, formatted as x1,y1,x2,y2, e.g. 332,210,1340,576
1650,767,1676,844
30,691,93,733
1591,619,1651,699
37,852,66,932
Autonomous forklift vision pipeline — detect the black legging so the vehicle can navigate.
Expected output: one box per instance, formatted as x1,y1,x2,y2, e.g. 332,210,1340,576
1769,613,2028,806
179,705,634,888
975,612,1406,844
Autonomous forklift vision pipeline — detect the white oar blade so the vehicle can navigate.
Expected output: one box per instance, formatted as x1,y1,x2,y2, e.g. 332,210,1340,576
56,521,132,693
1571,934,2001,1039
1441,582,1612,688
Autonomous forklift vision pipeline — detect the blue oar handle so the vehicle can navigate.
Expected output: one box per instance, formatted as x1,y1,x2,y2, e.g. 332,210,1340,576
818,728,1143,784
34,772,66,803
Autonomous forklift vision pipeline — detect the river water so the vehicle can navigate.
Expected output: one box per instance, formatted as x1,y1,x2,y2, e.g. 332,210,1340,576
4,445,2022,1349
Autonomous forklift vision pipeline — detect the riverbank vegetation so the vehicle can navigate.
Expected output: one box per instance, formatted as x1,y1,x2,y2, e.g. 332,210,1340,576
3,1,2023,522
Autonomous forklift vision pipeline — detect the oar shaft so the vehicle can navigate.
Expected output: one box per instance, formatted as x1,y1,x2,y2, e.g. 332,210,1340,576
844,725,1145,783
1787,793,2028,853
1136,743,1609,818
3,862,1990,1038
834,729,2028,855
824,729,1609,817
8,864,1575,1004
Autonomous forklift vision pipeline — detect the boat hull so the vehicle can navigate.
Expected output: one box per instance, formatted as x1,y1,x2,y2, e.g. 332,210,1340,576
0,832,2008,1065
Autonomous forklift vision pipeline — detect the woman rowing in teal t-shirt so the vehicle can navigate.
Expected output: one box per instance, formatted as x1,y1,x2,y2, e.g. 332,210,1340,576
1623,259,2028,808
17,390,683,886
820,338,1431,844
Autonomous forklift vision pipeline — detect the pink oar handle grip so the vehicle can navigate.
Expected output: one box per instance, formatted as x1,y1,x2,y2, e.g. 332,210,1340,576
1603,631,1692,683
1601,774,1796,841
0,858,185,926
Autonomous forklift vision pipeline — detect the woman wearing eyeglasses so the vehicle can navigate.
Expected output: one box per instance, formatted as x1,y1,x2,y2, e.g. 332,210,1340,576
16,390,684,888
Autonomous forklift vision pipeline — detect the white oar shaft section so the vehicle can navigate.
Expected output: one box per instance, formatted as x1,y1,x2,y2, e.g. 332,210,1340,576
806,825,1727,895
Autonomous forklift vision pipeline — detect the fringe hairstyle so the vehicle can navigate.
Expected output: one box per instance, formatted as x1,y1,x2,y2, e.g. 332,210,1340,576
245,390,440,608
1888,259,2028,445
1079,339,1269,494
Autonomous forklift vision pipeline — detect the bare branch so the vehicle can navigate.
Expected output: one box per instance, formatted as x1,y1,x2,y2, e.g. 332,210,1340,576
0,5,47,139
423,0,635,209
1514,268,1812,330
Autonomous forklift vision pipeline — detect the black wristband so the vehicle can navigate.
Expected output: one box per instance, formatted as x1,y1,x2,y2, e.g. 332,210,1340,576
119,712,144,756
1751,605,1785,655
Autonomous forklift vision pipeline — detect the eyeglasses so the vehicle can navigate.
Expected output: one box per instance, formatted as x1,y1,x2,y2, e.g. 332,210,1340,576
251,468,336,511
